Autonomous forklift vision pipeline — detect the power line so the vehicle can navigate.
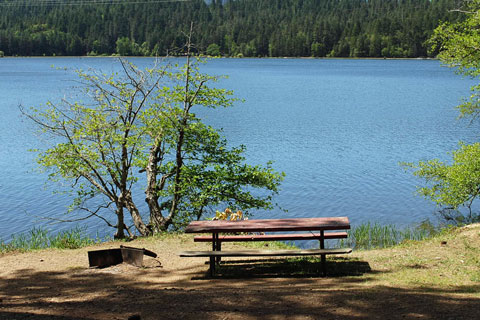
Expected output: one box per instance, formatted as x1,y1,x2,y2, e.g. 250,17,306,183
0,0,190,7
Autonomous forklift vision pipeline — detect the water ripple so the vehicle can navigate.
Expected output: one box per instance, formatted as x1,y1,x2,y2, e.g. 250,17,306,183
1,58,477,238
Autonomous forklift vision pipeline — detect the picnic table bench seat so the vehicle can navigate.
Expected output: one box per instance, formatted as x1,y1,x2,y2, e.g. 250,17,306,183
180,248,352,257
180,248,352,276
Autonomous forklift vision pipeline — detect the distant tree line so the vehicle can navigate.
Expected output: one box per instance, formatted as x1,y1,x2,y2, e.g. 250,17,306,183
0,0,463,57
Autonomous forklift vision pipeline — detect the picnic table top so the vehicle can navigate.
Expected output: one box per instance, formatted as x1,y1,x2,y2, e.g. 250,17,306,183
184,217,350,233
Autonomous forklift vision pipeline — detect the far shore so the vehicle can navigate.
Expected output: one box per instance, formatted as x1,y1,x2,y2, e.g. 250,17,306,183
0,55,437,60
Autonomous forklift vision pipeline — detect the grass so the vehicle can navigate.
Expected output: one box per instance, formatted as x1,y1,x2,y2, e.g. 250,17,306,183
212,222,441,278
211,221,478,282
340,221,436,250
355,224,480,288
0,226,101,253
0,220,445,253
213,224,480,287
237,239,298,250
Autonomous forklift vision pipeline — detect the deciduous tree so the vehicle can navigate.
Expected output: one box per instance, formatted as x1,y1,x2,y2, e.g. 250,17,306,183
23,46,283,237
406,0,480,223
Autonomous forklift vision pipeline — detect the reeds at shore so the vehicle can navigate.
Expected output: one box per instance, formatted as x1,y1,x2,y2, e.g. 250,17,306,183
340,221,437,250
0,221,447,253
0,226,98,252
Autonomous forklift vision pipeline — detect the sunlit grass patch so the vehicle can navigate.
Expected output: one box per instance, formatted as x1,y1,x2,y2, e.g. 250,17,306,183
353,224,480,288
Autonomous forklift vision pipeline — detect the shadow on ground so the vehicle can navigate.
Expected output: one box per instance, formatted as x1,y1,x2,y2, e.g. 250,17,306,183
211,256,372,279
0,311,89,320
1,258,479,320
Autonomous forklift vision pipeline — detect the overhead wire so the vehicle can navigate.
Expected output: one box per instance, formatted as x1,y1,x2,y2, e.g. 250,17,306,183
0,0,190,7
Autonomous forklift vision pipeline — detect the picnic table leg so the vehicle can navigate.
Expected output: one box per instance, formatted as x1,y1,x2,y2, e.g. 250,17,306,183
215,233,222,264
209,232,218,277
209,256,215,277
320,230,326,276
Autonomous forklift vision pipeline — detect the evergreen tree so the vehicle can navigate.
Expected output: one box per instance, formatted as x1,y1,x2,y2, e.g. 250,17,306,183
0,0,464,58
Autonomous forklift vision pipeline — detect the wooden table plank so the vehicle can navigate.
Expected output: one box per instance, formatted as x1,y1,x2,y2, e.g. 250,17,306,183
184,217,350,233
193,231,348,242
180,248,353,257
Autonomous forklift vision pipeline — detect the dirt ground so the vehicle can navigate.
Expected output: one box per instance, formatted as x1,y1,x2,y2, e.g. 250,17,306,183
1,234,479,320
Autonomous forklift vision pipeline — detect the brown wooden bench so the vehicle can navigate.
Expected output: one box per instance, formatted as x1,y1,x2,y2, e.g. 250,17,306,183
180,248,352,276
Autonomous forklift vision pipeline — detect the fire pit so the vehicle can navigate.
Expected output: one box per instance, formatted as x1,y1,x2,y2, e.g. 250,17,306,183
88,245,157,268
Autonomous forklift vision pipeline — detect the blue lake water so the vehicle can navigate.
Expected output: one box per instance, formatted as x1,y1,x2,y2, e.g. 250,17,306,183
0,57,478,240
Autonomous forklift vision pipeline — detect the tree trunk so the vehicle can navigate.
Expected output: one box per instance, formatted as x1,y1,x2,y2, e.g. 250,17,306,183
168,129,184,224
144,140,176,233
145,142,163,230
114,205,125,239
123,191,152,236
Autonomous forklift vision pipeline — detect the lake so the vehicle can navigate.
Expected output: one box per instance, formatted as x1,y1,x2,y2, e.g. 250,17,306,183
0,57,477,240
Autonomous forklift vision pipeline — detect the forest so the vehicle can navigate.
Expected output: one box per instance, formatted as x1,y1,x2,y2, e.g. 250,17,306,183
0,0,464,58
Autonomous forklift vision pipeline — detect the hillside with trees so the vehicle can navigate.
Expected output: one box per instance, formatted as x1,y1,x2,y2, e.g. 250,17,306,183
0,0,463,58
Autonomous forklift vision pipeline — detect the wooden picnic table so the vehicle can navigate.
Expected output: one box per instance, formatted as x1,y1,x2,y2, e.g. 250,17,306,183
182,217,351,276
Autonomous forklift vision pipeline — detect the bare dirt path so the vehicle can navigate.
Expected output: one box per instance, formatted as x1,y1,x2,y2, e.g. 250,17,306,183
1,233,479,320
